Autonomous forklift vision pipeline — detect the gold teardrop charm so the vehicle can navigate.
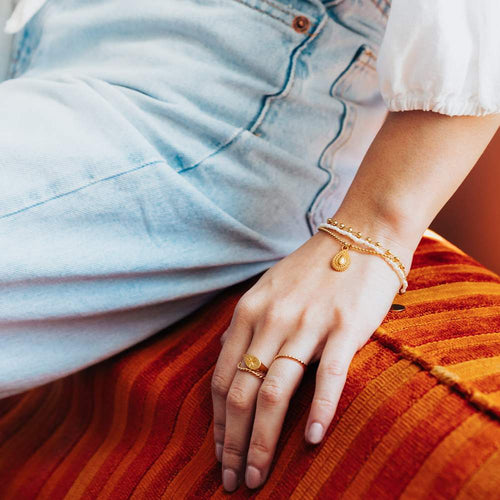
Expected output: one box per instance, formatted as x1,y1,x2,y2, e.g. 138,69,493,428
331,247,351,272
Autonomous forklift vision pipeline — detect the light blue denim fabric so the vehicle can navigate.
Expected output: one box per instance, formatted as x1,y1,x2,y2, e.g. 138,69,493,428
0,0,389,397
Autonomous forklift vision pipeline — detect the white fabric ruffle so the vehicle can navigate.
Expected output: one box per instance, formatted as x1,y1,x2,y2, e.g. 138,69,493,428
377,0,500,117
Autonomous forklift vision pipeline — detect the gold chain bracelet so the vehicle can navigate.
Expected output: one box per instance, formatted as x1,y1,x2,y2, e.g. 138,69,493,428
320,226,385,256
317,219,409,294
327,218,406,275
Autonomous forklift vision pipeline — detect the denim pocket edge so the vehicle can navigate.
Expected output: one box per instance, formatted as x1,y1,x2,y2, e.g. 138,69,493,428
305,43,377,234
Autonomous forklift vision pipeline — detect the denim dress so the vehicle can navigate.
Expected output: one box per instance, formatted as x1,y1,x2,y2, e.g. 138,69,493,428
0,0,390,397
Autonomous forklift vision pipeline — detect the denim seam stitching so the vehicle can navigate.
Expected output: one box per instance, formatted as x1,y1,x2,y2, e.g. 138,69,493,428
306,102,355,234
320,103,356,173
251,0,294,17
250,10,328,133
332,44,375,96
229,0,291,27
231,0,305,19
257,0,298,17
176,128,246,174
0,160,166,221
305,43,369,235
178,5,328,175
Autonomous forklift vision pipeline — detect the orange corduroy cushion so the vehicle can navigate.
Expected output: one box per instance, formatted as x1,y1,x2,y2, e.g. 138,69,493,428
0,229,499,499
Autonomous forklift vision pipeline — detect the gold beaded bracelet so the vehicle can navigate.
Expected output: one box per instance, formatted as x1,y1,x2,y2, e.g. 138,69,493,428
325,218,407,273
317,219,408,294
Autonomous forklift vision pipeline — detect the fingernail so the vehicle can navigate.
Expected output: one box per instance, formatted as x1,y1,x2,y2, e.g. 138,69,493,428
215,442,222,462
307,422,324,444
223,468,238,492
246,465,262,489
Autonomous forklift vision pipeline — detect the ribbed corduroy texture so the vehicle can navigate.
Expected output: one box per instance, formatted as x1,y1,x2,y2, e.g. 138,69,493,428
0,230,499,499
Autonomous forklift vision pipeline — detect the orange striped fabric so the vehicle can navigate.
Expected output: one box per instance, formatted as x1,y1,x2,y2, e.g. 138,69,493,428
0,229,499,499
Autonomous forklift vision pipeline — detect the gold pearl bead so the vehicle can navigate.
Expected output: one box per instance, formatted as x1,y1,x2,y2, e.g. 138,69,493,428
355,232,362,238
347,227,353,232
375,242,381,246
332,220,338,226
366,237,372,242
339,223,345,229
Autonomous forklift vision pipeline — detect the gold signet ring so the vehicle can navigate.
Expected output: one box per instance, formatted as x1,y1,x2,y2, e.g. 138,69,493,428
242,354,269,373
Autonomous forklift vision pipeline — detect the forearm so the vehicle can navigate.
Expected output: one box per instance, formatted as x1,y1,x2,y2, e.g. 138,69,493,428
332,110,500,257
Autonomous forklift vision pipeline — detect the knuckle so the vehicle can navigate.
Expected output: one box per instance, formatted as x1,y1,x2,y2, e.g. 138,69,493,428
227,385,252,413
313,397,337,412
235,293,260,320
213,421,226,434
297,307,323,330
322,359,346,378
261,302,292,329
211,372,230,398
223,440,246,462
249,438,272,456
331,309,346,331
259,379,284,406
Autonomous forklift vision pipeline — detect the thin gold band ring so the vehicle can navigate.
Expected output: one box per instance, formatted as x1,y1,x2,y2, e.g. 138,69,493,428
273,354,307,368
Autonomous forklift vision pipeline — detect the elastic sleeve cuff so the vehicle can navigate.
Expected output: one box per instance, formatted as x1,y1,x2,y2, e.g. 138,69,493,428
384,93,500,117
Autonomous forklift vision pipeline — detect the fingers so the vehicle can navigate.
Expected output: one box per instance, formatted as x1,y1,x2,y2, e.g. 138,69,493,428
245,337,315,490
220,330,283,492
305,331,358,445
213,290,358,492
211,301,253,465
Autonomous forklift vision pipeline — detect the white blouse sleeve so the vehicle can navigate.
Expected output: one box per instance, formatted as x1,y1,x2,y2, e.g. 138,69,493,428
376,0,500,116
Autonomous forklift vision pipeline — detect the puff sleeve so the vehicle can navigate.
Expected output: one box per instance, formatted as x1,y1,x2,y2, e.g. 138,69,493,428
376,0,500,116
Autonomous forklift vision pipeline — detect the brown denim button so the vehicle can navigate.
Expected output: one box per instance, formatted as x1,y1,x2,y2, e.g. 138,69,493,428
292,15,310,34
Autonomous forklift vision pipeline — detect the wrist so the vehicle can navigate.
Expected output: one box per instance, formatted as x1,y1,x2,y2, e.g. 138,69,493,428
311,220,411,295
330,196,426,254
317,207,418,274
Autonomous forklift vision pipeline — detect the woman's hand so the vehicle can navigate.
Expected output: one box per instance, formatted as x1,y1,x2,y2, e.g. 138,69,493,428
210,109,499,492
211,227,414,492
